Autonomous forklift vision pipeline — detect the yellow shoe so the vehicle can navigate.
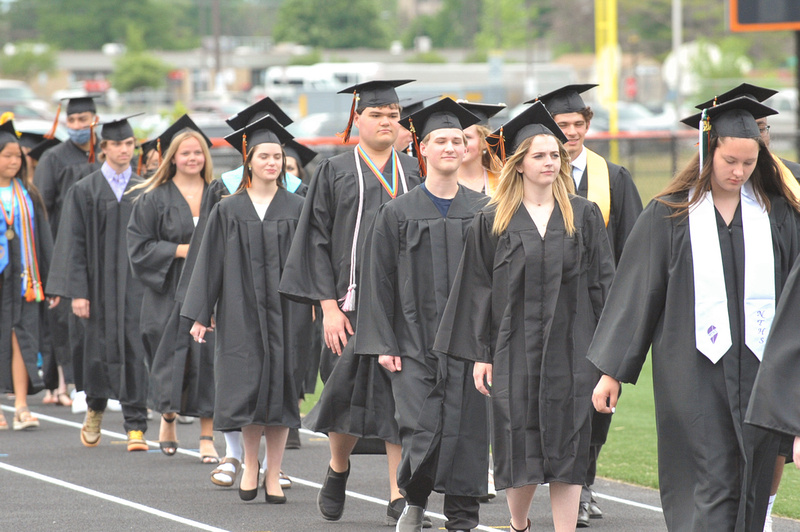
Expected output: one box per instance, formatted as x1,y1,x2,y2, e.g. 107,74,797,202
127,430,148,452
80,408,103,446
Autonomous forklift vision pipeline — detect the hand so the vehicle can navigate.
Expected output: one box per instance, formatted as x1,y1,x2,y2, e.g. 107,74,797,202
72,298,90,319
190,321,208,343
379,355,402,372
175,244,190,259
321,299,353,356
47,296,60,309
794,436,800,468
209,315,216,331
473,362,493,396
592,374,621,414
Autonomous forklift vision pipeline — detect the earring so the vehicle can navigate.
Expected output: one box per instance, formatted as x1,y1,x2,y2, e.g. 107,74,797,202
248,166,252,171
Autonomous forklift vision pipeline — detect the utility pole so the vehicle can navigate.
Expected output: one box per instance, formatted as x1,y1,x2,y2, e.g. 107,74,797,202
212,0,222,92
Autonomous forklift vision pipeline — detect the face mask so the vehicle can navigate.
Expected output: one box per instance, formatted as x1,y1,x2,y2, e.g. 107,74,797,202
68,127,92,145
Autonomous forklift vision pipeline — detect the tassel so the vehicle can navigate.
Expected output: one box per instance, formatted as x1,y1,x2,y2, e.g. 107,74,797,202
485,127,506,168
700,109,710,173
409,118,426,177
337,91,358,144
87,117,98,163
24,277,35,302
136,150,144,175
242,133,248,167
339,284,357,312
44,102,61,139
157,138,162,165
0,111,13,125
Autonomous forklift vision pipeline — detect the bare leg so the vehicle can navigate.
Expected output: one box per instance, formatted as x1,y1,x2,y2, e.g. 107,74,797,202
199,417,218,459
241,425,265,491
11,331,29,410
386,441,403,501
264,426,290,496
506,484,536,531
549,482,582,532
329,432,358,473
771,455,786,496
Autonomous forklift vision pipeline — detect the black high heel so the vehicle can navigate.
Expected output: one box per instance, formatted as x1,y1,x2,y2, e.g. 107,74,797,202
264,473,286,504
239,461,260,501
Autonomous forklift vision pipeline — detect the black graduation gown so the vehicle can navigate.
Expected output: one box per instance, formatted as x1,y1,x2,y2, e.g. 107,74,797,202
127,181,215,417
46,170,148,406
181,190,312,431
0,190,53,395
587,194,800,532
781,157,800,181
434,197,614,489
355,185,490,497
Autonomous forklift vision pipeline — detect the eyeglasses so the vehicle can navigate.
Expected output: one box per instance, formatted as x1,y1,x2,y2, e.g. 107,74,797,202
758,125,771,134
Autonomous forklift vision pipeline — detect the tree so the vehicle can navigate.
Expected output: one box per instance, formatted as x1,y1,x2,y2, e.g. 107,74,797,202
110,26,171,93
0,42,56,82
273,0,390,49
474,0,553,52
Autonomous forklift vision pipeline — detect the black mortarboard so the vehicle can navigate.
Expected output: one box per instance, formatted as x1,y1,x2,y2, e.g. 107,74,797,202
17,131,45,149
283,139,318,168
62,95,99,115
139,139,157,156
99,113,142,141
224,114,295,156
680,96,777,138
154,114,213,155
456,100,506,124
225,97,293,131
490,100,568,158
339,79,414,108
694,83,778,110
399,97,481,140
399,95,441,120
0,120,19,145
526,84,598,116
28,138,61,161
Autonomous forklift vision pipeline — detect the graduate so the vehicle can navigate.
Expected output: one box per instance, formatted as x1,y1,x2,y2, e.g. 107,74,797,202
433,102,615,532
456,100,505,196
394,94,441,156
0,120,57,431
126,115,217,462
528,84,643,524
279,79,422,525
46,115,151,452
356,98,490,531
283,138,317,190
182,114,312,504
590,97,800,532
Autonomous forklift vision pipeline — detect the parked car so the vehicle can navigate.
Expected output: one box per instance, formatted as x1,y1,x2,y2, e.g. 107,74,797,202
0,79,50,115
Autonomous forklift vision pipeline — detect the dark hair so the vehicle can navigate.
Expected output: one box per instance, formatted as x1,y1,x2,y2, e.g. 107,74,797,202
579,106,594,122
0,140,44,212
656,134,800,216
234,142,287,194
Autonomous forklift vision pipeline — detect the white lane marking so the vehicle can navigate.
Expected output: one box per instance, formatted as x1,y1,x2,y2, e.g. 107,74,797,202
5,405,664,528
0,461,230,532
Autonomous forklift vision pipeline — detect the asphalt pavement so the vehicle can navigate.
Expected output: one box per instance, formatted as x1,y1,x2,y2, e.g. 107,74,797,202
2,395,799,532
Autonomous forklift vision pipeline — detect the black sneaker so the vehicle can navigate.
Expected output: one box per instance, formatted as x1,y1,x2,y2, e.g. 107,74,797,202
318,463,350,521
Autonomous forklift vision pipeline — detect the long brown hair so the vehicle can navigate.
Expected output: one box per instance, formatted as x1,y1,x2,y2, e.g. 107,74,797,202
488,134,575,235
656,135,800,216
130,130,213,194
233,141,287,195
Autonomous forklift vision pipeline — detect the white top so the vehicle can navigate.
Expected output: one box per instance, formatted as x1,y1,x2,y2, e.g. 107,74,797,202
570,146,587,189
192,216,199,227
252,202,269,221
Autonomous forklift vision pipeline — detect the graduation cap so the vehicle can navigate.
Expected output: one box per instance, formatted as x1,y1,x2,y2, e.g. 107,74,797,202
337,79,415,142
28,138,61,161
0,120,19,146
45,94,101,140
456,100,506,125
225,97,293,131
487,100,568,163
99,113,142,141
150,114,213,164
17,131,45,150
283,139,317,168
399,94,441,120
694,83,778,110
525,84,598,116
680,96,777,137
224,113,295,168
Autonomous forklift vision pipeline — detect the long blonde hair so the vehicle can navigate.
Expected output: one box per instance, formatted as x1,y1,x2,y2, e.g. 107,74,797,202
131,130,213,194
488,134,575,235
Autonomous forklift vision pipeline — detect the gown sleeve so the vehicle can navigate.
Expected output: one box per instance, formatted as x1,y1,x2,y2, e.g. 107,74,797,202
181,203,225,327
46,184,89,300
587,200,671,384
353,204,400,357
127,191,180,293
433,211,496,363
279,159,338,304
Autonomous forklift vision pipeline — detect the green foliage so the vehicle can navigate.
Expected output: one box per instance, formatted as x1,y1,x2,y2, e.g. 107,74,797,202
407,51,447,64
0,42,56,81
689,38,753,104
401,0,481,49
290,49,323,66
111,53,171,93
273,0,390,49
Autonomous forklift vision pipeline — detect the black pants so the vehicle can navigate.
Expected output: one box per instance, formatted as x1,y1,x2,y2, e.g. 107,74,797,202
86,396,148,433
405,479,480,531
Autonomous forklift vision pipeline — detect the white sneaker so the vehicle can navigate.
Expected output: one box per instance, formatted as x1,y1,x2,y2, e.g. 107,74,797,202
107,399,122,412
487,468,497,499
71,391,87,414
764,514,773,532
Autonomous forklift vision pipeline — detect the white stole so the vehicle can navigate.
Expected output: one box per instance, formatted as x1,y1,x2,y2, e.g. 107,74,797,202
688,181,774,363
